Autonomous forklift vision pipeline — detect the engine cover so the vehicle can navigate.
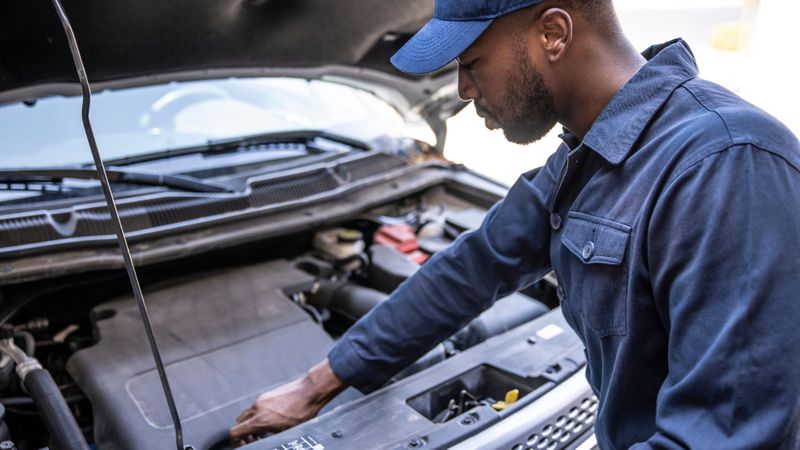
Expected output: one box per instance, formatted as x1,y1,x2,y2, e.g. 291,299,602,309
67,260,335,450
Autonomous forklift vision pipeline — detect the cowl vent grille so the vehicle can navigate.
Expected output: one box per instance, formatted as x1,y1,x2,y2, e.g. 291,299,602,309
0,152,409,254
337,153,405,182
250,169,338,207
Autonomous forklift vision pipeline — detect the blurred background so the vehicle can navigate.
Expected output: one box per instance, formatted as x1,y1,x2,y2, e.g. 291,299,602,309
443,0,800,185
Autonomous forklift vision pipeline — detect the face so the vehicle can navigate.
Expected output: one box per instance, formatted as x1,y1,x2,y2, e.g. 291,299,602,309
457,21,558,145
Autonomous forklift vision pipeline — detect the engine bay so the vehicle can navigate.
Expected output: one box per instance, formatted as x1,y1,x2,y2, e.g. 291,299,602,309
0,185,586,450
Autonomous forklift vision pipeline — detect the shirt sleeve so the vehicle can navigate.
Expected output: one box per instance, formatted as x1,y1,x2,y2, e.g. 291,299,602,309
632,144,800,449
327,149,565,392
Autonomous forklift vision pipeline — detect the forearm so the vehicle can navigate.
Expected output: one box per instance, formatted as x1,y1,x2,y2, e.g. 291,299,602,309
302,359,346,407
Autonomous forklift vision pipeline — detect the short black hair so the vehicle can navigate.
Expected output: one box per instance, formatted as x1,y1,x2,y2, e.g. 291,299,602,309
561,0,615,22
560,0,617,27
508,0,619,33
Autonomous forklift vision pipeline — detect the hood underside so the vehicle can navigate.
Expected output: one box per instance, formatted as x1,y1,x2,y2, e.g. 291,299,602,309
0,0,455,106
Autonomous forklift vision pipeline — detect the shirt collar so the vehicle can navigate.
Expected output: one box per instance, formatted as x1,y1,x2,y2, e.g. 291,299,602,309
561,38,699,165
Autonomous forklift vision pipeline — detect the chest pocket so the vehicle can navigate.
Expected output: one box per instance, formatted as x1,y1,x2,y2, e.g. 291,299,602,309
560,211,631,337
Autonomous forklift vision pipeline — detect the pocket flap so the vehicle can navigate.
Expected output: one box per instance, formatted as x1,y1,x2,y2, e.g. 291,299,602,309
561,211,631,265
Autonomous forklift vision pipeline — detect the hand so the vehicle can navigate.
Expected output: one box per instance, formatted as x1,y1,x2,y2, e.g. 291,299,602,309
229,359,346,447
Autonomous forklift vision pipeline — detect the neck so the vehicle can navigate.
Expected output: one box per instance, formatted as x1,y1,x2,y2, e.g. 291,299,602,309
559,36,646,140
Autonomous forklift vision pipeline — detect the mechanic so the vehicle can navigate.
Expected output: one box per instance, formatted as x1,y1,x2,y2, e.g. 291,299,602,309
231,0,800,448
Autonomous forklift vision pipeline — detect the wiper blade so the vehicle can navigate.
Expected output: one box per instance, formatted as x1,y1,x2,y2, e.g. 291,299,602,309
101,129,370,167
206,129,370,151
0,168,232,193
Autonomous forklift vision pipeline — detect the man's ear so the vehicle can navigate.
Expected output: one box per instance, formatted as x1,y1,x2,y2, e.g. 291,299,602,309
538,8,573,62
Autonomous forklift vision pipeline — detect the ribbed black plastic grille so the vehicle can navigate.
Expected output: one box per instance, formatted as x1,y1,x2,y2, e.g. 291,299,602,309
250,169,338,207
0,216,55,247
140,197,250,227
337,153,405,182
0,153,407,251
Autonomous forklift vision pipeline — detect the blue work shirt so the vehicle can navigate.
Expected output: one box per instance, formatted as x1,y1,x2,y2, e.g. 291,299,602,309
328,39,800,449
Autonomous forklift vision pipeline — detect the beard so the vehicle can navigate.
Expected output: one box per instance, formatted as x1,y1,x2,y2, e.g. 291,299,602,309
483,39,558,145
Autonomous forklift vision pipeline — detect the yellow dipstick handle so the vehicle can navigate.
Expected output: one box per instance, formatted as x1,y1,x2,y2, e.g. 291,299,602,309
491,389,520,411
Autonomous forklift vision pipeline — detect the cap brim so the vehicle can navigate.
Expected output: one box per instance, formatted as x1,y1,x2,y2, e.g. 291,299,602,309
390,18,493,75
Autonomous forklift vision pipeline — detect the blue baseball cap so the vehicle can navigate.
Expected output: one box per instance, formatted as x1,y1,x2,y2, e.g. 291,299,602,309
391,0,545,75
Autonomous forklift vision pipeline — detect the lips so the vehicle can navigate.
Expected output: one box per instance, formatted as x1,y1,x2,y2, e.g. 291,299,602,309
476,107,499,130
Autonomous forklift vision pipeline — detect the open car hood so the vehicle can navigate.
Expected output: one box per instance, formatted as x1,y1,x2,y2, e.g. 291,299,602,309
0,0,466,145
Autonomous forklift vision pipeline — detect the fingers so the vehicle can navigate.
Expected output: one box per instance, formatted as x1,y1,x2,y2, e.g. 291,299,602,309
230,432,257,448
236,405,255,423
230,418,260,442
230,437,248,448
231,377,324,446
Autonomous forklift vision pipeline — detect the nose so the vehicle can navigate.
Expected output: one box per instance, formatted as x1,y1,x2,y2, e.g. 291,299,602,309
457,66,480,102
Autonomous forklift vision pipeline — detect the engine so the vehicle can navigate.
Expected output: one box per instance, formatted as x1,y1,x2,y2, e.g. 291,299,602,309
0,187,559,449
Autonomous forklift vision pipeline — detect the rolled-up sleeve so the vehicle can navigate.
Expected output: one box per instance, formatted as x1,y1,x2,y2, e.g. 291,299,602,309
635,145,800,449
327,149,565,392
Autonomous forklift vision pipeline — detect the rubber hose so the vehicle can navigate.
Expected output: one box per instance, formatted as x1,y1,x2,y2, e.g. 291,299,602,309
310,282,388,320
16,331,34,358
447,293,548,351
0,393,85,407
0,363,13,392
23,369,88,450
0,403,11,442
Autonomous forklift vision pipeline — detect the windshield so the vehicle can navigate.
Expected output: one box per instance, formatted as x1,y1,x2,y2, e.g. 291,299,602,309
0,77,431,169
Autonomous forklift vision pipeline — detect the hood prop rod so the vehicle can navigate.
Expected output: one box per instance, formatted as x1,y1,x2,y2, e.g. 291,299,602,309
49,1,190,449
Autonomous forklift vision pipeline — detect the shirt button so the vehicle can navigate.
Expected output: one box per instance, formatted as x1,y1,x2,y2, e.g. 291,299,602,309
556,285,565,301
581,241,595,260
550,213,562,230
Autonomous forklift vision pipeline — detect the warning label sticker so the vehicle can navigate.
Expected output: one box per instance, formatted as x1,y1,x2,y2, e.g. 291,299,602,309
273,434,325,450
536,324,564,340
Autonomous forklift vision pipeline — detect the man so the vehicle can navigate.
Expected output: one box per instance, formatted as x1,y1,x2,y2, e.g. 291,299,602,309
231,0,800,448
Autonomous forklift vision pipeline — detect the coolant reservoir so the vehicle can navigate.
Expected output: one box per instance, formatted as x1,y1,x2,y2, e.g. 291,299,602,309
312,228,365,271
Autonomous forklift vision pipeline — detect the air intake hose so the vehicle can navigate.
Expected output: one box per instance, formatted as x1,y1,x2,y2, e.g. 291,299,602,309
308,281,388,321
